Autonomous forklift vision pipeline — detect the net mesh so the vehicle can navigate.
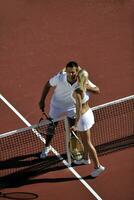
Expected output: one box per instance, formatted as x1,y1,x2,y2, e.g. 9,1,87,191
0,117,68,187
92,95,134,154
0,95,134,187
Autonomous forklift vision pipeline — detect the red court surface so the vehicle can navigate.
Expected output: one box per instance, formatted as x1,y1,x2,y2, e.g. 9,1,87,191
0,1,134,200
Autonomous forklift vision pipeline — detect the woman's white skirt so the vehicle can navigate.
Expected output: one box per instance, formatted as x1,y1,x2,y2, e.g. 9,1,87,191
76,108,94,131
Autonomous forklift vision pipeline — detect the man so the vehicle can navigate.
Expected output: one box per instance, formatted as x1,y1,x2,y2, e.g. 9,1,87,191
39,61,100,158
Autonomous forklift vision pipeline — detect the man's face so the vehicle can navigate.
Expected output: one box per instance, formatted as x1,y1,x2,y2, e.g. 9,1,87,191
66,67,78,82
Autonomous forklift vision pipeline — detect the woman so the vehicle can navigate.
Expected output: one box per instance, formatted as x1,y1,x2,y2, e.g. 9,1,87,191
72,69,105,177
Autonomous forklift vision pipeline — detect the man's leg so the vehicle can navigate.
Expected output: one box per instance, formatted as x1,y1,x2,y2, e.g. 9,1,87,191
40,105,62,159
40,121,58,158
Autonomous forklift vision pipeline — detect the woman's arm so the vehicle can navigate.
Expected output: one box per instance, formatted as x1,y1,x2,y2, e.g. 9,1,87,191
73,91,82,124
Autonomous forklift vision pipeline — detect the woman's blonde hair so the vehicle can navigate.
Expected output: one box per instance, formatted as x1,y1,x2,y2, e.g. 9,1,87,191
78,69,88,91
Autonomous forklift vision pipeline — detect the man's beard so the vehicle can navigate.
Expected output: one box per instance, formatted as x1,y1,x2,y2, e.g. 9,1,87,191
69,75,77,82
67,76,77,85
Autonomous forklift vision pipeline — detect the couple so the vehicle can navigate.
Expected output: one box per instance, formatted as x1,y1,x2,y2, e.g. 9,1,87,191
39,61,105,178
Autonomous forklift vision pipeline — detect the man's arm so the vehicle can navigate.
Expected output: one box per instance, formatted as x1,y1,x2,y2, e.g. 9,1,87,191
39,81,52,112
86,85,100,94
86,80,100,94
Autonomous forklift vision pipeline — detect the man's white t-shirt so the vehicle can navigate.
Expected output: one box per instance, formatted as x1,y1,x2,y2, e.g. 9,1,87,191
49,72,96,109
49,72,78,109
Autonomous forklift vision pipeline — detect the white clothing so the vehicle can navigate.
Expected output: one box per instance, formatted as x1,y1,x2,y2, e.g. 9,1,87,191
71,89,94,131
49,72,78,109
77,108,95,131
49,72,78,119
71,90,90,104
49,72,96,120
49,104,76,119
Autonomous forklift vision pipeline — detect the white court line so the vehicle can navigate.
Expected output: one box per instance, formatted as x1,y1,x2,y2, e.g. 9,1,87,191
0,94,102,200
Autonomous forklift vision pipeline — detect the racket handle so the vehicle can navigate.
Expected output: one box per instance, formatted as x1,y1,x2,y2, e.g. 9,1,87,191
42,112,54,123
39,112,49,123
42,112,49,119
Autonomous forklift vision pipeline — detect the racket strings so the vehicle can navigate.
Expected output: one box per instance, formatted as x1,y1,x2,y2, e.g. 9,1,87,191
69,131,84,161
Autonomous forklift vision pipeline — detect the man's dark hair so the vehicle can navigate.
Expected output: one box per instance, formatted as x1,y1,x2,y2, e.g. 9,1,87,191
66,61,78,69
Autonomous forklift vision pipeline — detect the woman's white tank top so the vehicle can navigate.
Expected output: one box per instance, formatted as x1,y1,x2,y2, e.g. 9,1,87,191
71,90,89,104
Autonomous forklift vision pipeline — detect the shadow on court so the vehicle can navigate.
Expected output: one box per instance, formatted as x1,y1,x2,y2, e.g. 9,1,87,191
0,152,67,188
0,152,95,189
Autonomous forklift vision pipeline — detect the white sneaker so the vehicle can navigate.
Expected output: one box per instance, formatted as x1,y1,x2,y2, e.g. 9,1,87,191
40,146,51,159
82,159,91,165
74,159,91,165
90,165,105,177
73,160,83,165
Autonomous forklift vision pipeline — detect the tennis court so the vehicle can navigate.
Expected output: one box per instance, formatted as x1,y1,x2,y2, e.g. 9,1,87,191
0,1,134,200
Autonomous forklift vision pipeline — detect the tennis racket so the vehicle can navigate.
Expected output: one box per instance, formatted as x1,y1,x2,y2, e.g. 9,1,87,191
69,130,84,161
39,112,54,124
37,112,56,137
0,192,38,199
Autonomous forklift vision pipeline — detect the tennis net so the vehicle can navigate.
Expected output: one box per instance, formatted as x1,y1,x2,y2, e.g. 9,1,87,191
0,116,70,187
92,95,134,154
0,95,134,187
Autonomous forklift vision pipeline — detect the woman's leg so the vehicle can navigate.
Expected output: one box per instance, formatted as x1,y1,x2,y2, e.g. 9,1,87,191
77,131,89,160
81,129,100,168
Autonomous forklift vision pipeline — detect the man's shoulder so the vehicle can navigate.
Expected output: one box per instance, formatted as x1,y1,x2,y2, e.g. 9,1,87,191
56,72,67,81
49,72,67,86
59,71,66,76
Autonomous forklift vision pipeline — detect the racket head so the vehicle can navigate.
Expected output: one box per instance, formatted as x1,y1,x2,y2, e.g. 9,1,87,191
37,112,55,136
36,114,46,135
69,131,84,161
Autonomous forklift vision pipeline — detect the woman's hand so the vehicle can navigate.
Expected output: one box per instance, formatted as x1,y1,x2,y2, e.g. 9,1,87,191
70,126,77,132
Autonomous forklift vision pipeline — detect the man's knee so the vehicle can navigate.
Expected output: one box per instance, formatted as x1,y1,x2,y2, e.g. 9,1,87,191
47,121,58,135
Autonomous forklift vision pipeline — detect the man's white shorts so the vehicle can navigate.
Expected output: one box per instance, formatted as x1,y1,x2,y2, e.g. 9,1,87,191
49,104,76,119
